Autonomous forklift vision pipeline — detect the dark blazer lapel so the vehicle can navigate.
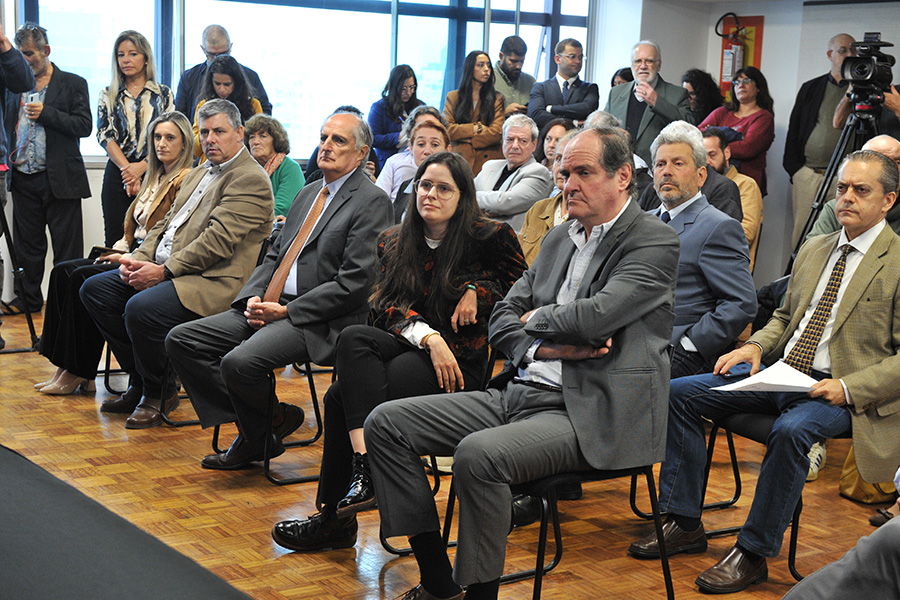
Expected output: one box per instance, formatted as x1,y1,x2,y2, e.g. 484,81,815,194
637,77,666,140
545,78,562,105
43,64,60,106
832,227,892,334
301,167,365,252
543,229,576,302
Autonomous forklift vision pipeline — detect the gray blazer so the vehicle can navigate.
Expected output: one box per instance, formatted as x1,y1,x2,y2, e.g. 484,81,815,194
489,200,680,470
605,76,694,164
666,196,757,360
236,165,392,365
475,156,553,232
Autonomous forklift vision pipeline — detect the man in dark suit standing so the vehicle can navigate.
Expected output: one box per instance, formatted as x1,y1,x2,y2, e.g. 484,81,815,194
81,99,274,429
649,121,756,378
3,24,91,315
631,149,900,595
528,38,599,128
361,127,679,600
174,24,271,119
606,40,694,165
166,111,392,470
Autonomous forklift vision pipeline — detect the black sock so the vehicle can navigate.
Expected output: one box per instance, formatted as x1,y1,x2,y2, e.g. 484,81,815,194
408,531,461,598
735,542,761,562
465,578,500,600
671,513,702,532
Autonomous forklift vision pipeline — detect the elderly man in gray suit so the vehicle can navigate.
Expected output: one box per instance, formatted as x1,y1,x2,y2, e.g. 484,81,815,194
606,40,694,165
166,111,392,469
475,114,553,231
364,126,679,600
649,121,757,379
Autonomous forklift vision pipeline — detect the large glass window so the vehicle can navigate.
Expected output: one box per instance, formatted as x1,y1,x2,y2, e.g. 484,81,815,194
184,0,391,162
397,15,450,110
39,0,156,156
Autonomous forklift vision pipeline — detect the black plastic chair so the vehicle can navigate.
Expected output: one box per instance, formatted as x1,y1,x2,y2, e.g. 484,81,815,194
440,466,675,600
701,412,851,581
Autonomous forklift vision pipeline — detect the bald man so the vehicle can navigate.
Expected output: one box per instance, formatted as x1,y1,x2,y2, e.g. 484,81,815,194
785,33,856,246
806,135,900,239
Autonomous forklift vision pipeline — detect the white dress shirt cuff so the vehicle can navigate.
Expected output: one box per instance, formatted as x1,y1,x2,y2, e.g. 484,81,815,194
399,321,440,349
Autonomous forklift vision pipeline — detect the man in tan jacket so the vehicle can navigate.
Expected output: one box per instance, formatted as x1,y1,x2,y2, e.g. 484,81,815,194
81,99,273,429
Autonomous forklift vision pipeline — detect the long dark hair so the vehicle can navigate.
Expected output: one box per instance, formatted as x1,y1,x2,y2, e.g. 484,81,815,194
382,64,419,121
453,51,500,126
726,66,774,114
371,152,493,320
200,55,257,122
681,68,723,123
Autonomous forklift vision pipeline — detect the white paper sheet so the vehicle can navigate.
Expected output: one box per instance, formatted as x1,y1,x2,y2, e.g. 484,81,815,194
711,360,818,393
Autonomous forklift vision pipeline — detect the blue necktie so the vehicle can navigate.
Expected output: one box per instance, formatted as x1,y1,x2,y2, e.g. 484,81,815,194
562,80,570,104
660,211,671,224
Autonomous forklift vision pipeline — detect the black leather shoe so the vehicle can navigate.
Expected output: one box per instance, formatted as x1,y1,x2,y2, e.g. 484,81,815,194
125,393,180,429
100,385,143,413
397,584,465,600
629,517,707,558
335,453,375,517
271,511,357,551
557,481,583,500
695,545,767,593
201,433,284,470
510,494,543,531
273,402,304,440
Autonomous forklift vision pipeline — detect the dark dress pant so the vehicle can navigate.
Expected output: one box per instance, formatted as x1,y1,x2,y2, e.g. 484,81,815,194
79,269,199,397
166,308,314,441
40,258,117,379
316,324,483,509
100,160,130,247
11,170,83,310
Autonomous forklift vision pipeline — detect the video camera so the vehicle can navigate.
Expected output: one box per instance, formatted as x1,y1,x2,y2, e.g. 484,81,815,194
841,32,895,112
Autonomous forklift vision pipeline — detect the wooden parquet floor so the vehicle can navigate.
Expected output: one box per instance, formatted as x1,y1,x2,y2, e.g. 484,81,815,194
0,313,887,599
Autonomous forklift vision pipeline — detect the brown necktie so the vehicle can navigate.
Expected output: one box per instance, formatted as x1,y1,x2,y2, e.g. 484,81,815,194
263,186,327,303
783,244,852,375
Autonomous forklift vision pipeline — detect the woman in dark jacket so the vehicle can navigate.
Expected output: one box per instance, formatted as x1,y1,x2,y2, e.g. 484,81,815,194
271,151,527,552
368,64,424,168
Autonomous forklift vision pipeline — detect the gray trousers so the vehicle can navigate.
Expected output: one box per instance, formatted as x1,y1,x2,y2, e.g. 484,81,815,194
165,308,311,440
781,515,900,599
364,382,591,586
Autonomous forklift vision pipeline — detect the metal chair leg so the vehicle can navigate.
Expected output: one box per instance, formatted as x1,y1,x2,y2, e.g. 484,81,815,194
264,367,321,485
102,345,127,395
644,466,675,600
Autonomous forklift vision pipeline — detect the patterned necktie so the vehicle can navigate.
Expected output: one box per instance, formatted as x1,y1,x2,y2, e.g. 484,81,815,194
562,80,570,104
263,185,328,303
783,244,852,375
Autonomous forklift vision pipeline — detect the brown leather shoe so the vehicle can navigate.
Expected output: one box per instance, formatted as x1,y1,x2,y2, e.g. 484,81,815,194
273,402,304,440
201,433,285,470
695,545,767,594
629,517,707,558
396,584,465,600
100,385,143,413
125,393,179,429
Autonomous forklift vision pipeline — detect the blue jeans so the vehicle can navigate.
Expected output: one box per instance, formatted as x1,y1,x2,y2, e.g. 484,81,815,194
658,364,851,556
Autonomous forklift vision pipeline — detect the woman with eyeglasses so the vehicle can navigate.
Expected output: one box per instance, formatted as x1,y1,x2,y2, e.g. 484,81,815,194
681,68,723,124
699,66,775,195
443,50,506,176
369,64,425,169
270,151,526,552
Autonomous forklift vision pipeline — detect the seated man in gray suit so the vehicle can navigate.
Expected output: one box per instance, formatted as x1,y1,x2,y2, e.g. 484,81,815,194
475,114,553,231
363,127,679,600
649,121,756,378
606,40,694,165
166,111,392,469
527,38,599,128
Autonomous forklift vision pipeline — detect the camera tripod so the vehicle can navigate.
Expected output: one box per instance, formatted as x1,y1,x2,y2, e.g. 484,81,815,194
786,106,880,274
0,198,40,353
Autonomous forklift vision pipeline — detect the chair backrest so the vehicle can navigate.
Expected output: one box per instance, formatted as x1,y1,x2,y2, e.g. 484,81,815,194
752,275,790,334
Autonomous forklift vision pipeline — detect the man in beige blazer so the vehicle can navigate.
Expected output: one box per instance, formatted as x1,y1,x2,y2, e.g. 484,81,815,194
630,149,900,595
81,99,273,429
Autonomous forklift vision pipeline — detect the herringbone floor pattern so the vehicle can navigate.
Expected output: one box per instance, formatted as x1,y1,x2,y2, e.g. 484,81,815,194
0,313,886,599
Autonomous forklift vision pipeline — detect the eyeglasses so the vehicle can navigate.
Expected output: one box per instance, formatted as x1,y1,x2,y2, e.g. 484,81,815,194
732,78,755,88
414,179,457,200
401,85,417,93
632,58,658,67
558,53,584,61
